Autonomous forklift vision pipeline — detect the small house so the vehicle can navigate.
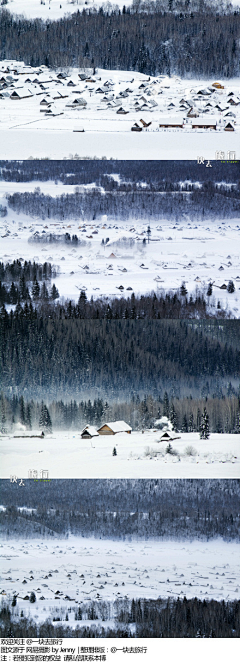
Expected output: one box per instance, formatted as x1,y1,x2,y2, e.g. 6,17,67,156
159,117,184,128
10,88,33,100
81,425,99,439
224,122,235,131
159,431,181,442
97,421,132,435
192,119,217,130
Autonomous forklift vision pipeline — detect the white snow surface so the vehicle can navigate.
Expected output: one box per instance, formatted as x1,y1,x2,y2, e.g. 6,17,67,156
1,431,239,478
1,538,239,618
0,61,239,158
3,0,132,21
1,184,240,316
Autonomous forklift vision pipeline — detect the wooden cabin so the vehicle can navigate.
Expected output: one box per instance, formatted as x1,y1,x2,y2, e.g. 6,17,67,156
81,425,99,439
192,119,217,130
97,421,132,435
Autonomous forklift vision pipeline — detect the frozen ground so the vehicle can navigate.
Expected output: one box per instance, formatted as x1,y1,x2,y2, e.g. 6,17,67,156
0,61,239,158
1,538,239,623
0,431,239,478
1,182,240,315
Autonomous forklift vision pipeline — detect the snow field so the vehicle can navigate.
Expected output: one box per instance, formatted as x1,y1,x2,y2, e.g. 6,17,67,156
1,538,240,624
1,188,240,315
0,431,239,478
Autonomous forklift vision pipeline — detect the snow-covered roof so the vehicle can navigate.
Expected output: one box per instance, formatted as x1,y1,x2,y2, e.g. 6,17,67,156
99,420,132,433
192,118,217,126
81,425,99,437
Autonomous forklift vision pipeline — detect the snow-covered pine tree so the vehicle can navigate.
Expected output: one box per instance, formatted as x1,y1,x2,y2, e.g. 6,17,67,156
39,402,52,433
199,407,210,439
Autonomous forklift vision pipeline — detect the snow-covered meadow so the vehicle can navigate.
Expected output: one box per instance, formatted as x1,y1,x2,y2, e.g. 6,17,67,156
0,430,239,478
1,538,240,623
1,180,240,315
0,60,239,158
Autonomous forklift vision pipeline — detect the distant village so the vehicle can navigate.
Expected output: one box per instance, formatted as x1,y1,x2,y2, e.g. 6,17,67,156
0,60,238,133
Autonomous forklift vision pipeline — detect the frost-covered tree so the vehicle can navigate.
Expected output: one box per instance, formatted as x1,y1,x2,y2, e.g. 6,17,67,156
199,407,210,439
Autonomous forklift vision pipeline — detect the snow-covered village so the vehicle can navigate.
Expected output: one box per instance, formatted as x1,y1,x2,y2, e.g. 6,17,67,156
0,0,240,643
0,61,239,158
0,478,240,638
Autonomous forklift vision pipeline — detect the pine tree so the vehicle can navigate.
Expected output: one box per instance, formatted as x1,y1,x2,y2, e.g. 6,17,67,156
169,403,178,431
32,279,40,299
163,392,169,418
39,402,52,433
26,404,32,430
182,413,188,432
112,447,117,456
29,592,36,603
40,282,49,300
180,282,188,296
207,282,212,296
1,394,7,433
227,280,235,293
199,407,210,439
50,283,59,300
188,412,194,432
19,395,25,426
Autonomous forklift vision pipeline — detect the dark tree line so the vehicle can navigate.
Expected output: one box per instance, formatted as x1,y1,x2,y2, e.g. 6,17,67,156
1,316,239,399
1,596,240,638
1,160,239,186
1,479,239,541
0,4,239,76
0,259,57,283
6,183,240,221
1,391,240,433
0,260,59,305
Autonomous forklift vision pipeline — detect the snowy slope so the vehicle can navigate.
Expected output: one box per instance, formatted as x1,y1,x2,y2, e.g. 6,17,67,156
0,431,239,478
1,182,240,316
0,61,239,158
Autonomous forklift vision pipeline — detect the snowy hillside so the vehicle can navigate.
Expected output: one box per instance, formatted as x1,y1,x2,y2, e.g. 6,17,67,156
1,431,239,478
0,61,239,158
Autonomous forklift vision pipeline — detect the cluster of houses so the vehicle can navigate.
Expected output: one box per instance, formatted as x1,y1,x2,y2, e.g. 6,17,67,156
81,421,132,438
81,421,181,442
0,61,238,133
